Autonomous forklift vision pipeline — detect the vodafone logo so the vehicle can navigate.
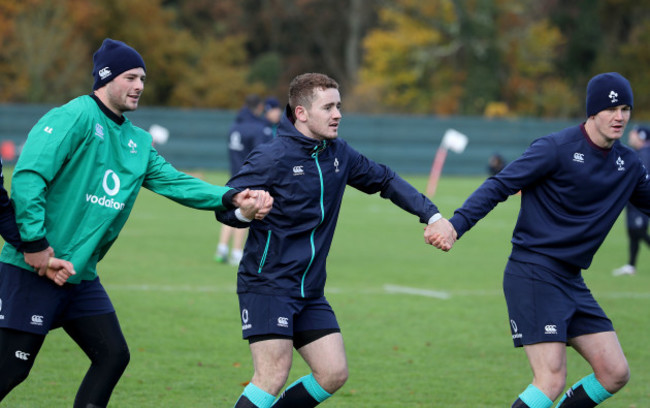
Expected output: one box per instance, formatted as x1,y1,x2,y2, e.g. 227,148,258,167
85,169,126,211
102,170,120,196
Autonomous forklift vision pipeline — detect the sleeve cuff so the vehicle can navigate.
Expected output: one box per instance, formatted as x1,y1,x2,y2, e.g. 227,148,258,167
427,213,442,224
235,208,252,223
21,237,50,253
222,188,240,210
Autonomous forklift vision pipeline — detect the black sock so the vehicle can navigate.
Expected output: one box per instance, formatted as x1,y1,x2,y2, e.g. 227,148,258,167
235,395,260,408
273,382,319,408
556,385,598,408
511,398,530,408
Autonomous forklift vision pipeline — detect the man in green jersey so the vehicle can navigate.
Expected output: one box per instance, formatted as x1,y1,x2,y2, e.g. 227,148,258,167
0,38,272,407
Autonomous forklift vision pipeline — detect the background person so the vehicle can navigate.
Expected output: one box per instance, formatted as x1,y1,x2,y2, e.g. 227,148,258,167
429,72,642,408
215,94,271,266
217,72,455,408
0,38,272,407
263,97,282,139
613,125,650,276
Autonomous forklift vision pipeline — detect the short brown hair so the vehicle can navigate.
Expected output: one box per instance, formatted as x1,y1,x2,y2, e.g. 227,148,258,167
288,73,339,112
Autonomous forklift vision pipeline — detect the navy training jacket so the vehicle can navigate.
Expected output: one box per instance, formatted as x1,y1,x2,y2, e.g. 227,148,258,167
216,107,439,298
227,107,273,176
450,123,650,271
625,143,650,229
0,160,24,251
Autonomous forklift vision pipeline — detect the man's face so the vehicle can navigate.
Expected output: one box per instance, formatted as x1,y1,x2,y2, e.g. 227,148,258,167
265,107,282,124
297,88,341,141
591,104,631,146
103,67,146,115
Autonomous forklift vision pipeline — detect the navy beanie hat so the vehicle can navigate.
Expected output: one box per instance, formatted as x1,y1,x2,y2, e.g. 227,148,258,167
265,97,280,110
92,38,146,90
585,72,633,117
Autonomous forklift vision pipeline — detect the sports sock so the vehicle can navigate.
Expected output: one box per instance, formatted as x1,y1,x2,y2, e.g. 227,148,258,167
512,384,552,408
234,383,275,408
230,249,243,265
556,374,612,407
511,399,530,408
272,374,331,407
217,244,229,257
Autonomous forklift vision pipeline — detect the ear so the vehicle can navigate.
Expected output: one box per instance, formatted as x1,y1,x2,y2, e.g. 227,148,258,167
294,105,309,123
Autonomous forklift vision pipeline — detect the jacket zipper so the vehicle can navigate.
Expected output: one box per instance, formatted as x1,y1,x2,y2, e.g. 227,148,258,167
301,142,326,297
258,230,272,273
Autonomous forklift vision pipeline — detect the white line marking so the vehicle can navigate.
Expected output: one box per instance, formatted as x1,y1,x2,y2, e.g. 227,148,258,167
103,284,650,299
383,284,451,299
105,284,236,293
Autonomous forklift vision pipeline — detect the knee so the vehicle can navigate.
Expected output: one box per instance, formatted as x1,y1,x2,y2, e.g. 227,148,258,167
252,369,291,395
602,361,630,393
331,365,349,391
93,343,130,374
111,346,130,373
534,371,566,400
317,365,349,394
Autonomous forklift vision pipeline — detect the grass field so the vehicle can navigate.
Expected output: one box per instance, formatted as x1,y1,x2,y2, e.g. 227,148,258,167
1,171,649,407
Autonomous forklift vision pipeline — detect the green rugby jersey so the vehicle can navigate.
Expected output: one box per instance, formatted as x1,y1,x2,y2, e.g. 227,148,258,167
0,95,234,283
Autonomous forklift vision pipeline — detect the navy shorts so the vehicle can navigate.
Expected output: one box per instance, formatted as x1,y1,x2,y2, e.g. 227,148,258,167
503,259,613,347
0,263,115,335
238,292,340,339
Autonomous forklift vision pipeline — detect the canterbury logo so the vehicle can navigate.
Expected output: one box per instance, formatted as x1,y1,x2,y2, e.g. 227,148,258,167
293,166,304,176
15,350,30,360
99,67,112,80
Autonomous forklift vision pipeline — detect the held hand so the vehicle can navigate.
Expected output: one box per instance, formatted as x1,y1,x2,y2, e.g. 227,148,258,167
25,247,75,285
24,247,55,277
44,257,76,286
253,191,273,220
233,189,274,220
424,218,457,252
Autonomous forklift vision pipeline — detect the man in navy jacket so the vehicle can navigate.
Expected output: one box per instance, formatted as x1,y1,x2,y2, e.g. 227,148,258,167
430,72,646,408
217,73,455,408
613,125,650,276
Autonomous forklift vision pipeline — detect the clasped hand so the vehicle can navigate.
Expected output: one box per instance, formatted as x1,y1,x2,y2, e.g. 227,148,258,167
424,218,457,252
233,189,274,220
24,246,76,286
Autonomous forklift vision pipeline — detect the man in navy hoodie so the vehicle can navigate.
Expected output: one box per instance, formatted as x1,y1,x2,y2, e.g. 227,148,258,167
217,73,455,407
430,72,645,408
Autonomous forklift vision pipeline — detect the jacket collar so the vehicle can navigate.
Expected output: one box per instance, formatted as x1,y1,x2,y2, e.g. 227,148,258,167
90,93,125,125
